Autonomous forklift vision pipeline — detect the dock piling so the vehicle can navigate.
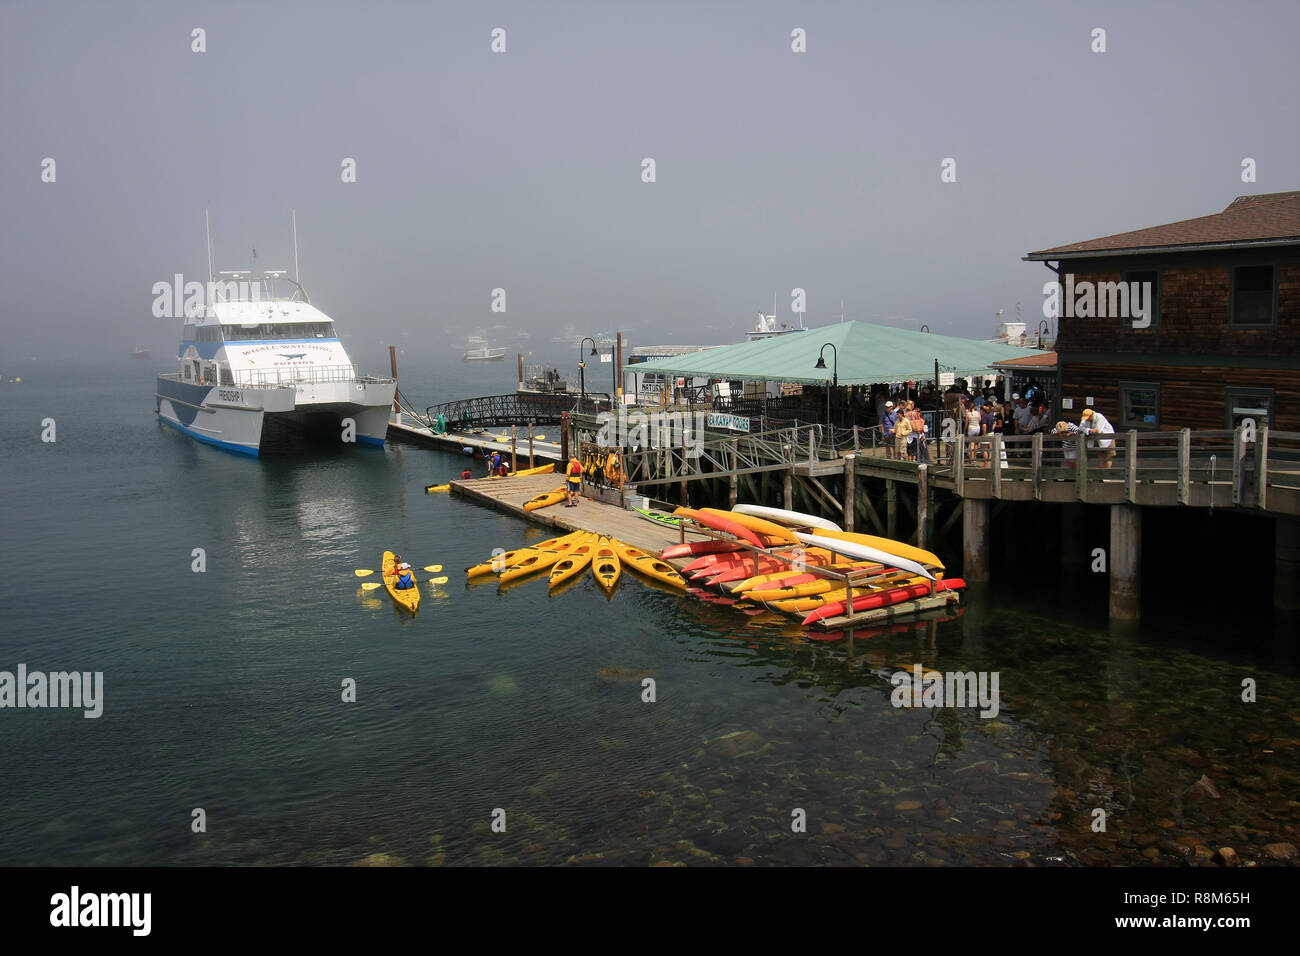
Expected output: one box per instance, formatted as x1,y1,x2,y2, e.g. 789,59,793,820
1109,504,1142,621
963,498,989,582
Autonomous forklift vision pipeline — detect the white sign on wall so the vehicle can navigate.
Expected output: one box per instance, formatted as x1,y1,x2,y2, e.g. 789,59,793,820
938,372,955,387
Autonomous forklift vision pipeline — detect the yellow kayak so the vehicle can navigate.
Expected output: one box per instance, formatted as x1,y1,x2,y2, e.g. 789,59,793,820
548,537,597,589
592,537,621,592
612,540,687,590
382,550,420,613
488,463,555,479
701,508,798,544
523,487,567,511
498,533,593,584
765,573,925,614
465,530,582,577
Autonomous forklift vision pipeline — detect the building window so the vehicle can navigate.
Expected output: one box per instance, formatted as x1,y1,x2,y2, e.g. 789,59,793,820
1225,388,1273,430
1124,270,1160,328
1231,265,1275,326
1119,382,1160,428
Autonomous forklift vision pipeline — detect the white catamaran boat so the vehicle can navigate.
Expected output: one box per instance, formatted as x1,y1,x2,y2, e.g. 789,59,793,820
462,336,506,361
156,270,396,456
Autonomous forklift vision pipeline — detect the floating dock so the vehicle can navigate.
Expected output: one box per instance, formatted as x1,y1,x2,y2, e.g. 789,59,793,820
448,473,961,629
388,413,563,464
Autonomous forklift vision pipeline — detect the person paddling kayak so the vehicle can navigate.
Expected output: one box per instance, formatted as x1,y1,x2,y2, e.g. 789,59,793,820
393,561,416,589
565,456,582,507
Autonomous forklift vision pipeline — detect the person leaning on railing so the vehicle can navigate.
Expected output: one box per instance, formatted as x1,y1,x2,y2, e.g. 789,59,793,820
893,406,914,461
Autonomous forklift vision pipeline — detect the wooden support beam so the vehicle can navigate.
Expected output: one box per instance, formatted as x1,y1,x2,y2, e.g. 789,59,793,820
805,475,842,514
991,434,1003,499
1125,430,1137,502
887,480,897,539
1232,426,1244,506
1032,432,1043,501
1076,432,1088,502
1259,427,1269,511
1178,428,1190,505
783,469,793,509
528,423,534,468
843,454,856,532
917,464,929,549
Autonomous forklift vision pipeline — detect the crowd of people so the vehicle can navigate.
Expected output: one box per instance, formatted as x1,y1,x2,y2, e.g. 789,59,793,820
863,377,1117,468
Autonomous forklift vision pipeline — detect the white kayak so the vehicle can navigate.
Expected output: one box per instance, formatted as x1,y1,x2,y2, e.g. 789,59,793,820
733,504,842,532
791,531,935,581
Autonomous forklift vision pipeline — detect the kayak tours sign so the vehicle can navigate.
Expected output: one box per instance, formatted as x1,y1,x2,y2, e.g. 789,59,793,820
705,413,750,432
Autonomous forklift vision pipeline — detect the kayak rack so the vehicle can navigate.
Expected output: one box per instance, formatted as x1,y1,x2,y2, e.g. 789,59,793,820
673,518,952,629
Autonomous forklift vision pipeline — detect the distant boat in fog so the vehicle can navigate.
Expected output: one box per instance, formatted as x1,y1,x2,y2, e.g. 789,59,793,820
131,345,151,359
462,336,506,361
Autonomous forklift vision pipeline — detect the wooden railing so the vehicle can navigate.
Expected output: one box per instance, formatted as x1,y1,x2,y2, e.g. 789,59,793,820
922,427,1300,514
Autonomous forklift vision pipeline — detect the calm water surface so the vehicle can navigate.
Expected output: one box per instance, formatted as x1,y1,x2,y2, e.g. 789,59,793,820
1,360,1297,865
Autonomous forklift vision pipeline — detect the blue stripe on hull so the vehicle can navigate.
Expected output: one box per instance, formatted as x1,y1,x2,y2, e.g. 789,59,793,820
357,435,385,447
158,414,260,457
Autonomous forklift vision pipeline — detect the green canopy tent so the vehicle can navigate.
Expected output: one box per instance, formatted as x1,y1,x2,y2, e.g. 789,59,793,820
621,321,1043,387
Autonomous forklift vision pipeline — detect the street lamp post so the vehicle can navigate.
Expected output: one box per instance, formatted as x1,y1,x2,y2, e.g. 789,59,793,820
813,342,838,427
578,337,596,408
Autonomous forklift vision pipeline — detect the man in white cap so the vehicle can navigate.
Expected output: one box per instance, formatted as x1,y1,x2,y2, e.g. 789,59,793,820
1012,394,1032,437
1078,408,1116,468
879,400,898,458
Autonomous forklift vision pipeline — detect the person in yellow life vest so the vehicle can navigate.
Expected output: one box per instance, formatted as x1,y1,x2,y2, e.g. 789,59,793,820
565,456,583,507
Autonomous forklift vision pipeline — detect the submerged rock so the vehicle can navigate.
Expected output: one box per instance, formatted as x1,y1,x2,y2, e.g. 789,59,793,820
1184,774,1221,800
355,852,410,867
487,674,520,696
705,730,765,759
1263,842,1298,861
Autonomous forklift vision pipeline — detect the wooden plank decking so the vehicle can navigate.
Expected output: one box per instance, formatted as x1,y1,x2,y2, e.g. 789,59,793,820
448,474,711,558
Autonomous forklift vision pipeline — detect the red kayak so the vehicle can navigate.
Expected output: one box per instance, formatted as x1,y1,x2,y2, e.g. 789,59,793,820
802,578,966,626
681,551,749,575
673,507,766,548
661,541,742,560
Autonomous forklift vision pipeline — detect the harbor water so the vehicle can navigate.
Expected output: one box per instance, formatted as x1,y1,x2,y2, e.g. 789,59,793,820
1,358,1297,866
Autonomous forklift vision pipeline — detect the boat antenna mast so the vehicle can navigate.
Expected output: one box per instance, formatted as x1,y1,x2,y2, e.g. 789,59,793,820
292,209,301,284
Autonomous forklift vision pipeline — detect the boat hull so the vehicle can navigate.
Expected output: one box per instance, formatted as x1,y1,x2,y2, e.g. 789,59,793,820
156,375,394,456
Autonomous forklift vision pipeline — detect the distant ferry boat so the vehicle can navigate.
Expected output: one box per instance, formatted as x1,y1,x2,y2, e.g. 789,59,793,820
462,336,506,361
155,271,396,456
131,345,151,359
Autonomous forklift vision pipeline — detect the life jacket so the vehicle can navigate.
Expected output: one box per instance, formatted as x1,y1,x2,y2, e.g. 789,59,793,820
567,460,582,479
396,569,414,589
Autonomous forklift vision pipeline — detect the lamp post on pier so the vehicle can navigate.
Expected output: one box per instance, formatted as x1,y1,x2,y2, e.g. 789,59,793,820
578,337,596,409
814,342,838,428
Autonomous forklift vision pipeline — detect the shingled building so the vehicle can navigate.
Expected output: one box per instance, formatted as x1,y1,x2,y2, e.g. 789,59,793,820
1024,191,1300,432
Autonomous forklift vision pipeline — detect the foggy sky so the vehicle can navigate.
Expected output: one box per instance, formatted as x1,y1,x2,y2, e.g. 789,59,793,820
2,0,1297,368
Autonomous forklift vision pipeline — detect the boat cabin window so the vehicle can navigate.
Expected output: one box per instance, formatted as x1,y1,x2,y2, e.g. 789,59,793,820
221,321,335,341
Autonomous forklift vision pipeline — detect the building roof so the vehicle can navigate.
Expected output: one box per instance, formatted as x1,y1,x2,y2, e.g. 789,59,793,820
1024,191,1300,260
991,351,1058,370
622,321,1043,387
